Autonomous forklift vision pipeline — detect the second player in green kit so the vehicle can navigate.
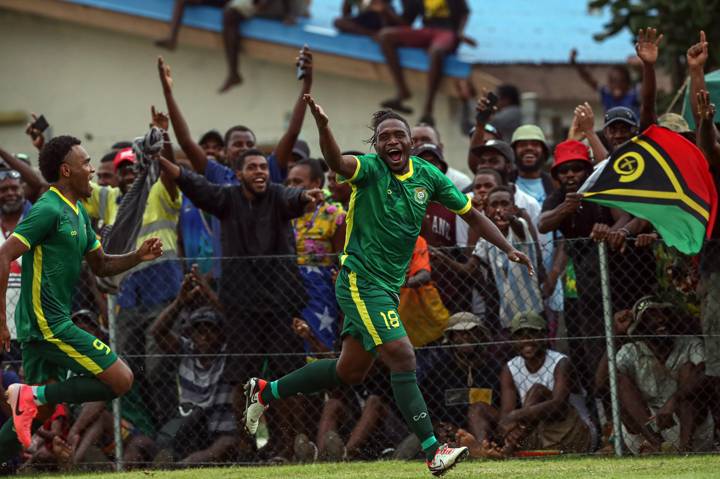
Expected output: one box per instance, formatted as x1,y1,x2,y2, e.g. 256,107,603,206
0,135,165,460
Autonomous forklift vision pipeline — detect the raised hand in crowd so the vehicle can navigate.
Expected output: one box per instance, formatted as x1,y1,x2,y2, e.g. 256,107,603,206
697,89,720,166
687,30,709,72
568,102,608,162
158,56,174,93
150,105,170,131
178,263,221,309
635,28,663,66
292,317,330,353
687,31,710,128
613,308,633,336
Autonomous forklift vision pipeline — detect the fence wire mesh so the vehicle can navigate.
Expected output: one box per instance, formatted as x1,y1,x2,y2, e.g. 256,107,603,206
2,237,720,472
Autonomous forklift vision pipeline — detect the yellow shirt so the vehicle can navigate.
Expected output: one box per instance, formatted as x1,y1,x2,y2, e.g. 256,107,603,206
293,202,346,267
424,0,450,18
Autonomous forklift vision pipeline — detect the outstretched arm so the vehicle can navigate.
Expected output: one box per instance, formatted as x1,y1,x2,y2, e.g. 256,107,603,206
687,31,710,128
85,238,163,278
570,49,600,92
274,47,314,173
0,145,49,197
636,28,663,130
304,95,357,178
461,207,534,275
159,156,232,217
158,57,208,173
571,103,608,163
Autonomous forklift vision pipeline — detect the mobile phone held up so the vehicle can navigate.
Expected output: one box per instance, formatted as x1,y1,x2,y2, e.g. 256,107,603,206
476,92,498,124
297,58,306,81
31,114,49,134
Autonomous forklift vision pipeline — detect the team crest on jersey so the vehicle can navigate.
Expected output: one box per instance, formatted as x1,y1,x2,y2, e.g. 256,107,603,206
413,187,428,204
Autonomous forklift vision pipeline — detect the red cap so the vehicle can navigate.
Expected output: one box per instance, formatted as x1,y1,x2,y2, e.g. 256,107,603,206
551,140,591,176
113,147,136,172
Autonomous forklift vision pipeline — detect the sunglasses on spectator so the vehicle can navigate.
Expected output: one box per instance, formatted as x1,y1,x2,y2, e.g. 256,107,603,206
555,163,588,175
0,170,21,181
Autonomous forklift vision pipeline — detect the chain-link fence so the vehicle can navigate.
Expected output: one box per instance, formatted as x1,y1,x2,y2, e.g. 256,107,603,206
2,237,720,472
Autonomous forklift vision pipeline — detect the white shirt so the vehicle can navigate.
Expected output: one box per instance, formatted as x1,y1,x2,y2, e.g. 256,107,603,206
508,349,567,405
446,167,472,191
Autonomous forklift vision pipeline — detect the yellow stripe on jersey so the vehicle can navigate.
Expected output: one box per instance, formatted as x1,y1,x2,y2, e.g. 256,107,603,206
32,245,103,375
49,186,79,215
348,272,382,346
394,158,414,181
340,184,359,265
451,197,473,215
339,156,363,185
12,232,30,249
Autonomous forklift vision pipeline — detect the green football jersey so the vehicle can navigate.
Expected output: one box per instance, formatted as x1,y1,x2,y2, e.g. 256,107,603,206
339,154,471,293
12,187,100,342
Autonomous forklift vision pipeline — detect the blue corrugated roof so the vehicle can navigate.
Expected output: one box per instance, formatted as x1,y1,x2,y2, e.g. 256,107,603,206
62,0,634,74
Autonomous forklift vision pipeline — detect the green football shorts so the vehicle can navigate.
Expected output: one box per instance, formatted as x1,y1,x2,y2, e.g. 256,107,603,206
335,267,407,353
21,322,118,384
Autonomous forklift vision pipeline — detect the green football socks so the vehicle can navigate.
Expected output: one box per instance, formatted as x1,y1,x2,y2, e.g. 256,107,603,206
391,371,439,461
35,376,117,405
260,358,343,404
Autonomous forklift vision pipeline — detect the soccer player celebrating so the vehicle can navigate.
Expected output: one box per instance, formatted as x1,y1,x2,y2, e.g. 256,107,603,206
243,96,533,476
0,136,163,460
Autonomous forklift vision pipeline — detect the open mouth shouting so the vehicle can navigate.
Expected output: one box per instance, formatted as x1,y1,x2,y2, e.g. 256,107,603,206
386,147,405,170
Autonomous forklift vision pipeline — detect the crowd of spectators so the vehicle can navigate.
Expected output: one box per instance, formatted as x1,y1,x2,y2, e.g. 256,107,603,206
1,21,720,472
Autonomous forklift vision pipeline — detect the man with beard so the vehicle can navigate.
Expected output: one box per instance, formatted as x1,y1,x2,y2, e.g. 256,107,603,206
157,149,323,460
242,95,534,476
510,125,556,207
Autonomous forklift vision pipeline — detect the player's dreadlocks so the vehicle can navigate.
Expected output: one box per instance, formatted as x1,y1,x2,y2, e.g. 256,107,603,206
39,135,81,182
366,109,411,144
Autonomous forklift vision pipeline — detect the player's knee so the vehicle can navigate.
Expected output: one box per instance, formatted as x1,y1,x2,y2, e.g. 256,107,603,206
338,368,367,385
113,365,134,396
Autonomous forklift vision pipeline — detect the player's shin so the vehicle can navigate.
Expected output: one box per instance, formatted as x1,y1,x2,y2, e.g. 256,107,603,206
38,376,117,405
261,358,343,404
390,370,439,460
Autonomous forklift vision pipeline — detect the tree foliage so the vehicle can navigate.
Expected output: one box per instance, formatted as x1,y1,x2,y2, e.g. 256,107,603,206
590,0,720,86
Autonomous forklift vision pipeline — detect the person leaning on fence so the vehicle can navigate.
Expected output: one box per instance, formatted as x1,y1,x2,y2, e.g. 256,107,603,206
149,266,238,464
614,297,714,454
497,312,593,456
432,186,543,338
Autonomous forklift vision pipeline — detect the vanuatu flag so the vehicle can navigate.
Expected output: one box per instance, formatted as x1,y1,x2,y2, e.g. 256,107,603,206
579,125,717,255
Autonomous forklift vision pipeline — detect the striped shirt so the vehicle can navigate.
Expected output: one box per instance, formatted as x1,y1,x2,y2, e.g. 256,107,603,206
178,337,236,435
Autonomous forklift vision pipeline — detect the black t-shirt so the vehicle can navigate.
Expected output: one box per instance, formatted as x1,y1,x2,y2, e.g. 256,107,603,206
700,166,720,275
541,190,614,239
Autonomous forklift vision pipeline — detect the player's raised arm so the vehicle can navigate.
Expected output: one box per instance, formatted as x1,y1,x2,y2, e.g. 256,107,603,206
304,94,358,179
461,207,534,275
0,237,29,351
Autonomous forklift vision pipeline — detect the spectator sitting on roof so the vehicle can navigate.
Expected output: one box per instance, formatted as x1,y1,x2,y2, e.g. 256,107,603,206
334,0,402,36
377,0,476,126
156,1,229,51
219,0,306,93
615,297,714,454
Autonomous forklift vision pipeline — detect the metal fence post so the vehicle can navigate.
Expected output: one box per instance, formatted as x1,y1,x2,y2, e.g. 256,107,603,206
598,241,623,456
107,294,124,471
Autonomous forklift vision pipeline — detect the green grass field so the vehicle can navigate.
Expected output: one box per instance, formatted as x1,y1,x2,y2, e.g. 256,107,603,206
29,455,720,479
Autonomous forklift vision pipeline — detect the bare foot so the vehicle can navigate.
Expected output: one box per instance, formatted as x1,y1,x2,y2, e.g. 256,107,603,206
219,74,243,93
455,428,503,459
155,38,177,51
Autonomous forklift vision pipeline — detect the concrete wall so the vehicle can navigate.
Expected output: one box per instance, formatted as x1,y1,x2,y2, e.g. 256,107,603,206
0,10,475,173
